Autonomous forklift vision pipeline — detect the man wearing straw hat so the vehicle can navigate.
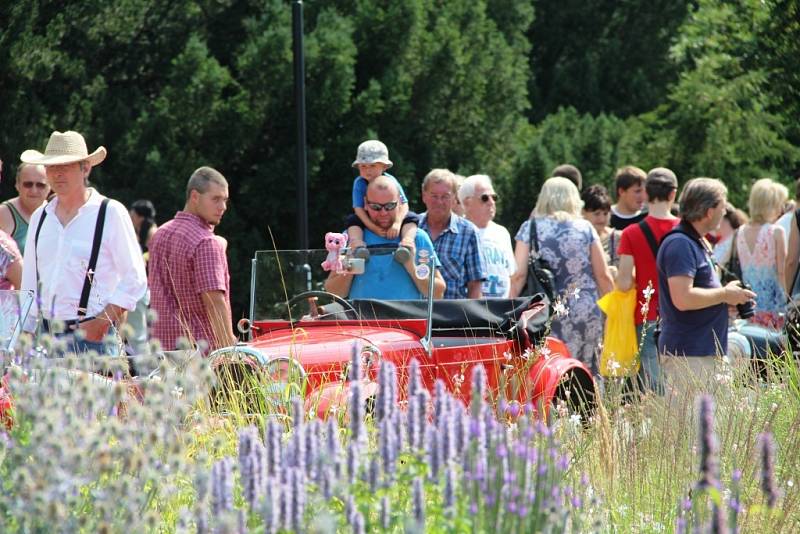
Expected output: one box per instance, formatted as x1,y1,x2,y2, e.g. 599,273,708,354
19,130,147,355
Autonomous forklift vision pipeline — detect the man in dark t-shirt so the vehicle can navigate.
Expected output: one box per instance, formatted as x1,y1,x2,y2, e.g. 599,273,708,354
609,166,647,230
656,178,755,393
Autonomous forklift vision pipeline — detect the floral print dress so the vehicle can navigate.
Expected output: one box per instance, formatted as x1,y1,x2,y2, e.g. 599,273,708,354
515,217,603,370
736,223,786,328
0,230,21,290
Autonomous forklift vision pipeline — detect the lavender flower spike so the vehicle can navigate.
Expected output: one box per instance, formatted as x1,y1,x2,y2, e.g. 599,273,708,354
412,477,426,529
349,341,361,381
696,394,719,489
758,432,780,507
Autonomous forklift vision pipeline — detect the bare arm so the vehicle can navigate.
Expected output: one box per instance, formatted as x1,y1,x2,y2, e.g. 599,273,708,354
81,303,129,342
324,270,354,297
400,258,446,299
201,290,236,349
615,254,635,291
5,259,22,289
0,204,15,236
667,276,754,311
774,226,788,295
590,239,614,296
786,218,799,293
509,241,530,298
466,280,482,299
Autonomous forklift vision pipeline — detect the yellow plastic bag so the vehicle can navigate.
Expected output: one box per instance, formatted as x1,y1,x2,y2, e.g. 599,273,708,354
596,288,639,377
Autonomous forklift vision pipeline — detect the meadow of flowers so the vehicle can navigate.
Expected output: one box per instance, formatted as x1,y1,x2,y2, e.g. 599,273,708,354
1,328,798,533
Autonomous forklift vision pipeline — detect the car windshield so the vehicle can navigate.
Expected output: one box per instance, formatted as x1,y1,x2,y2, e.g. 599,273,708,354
250,248,434,322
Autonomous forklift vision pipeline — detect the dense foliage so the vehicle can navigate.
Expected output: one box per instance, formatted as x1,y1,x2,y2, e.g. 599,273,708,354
1,0,798,316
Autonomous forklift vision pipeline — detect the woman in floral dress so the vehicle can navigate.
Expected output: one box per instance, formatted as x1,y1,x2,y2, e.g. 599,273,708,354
724,178,788,328
510,177,614,371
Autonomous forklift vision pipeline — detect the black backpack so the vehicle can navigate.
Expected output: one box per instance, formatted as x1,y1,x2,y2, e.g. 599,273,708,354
521,218,556,302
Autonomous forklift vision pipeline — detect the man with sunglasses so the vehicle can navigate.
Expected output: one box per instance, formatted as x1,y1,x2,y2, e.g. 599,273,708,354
460,175,515,298
326,176,445,300
0,163,50,254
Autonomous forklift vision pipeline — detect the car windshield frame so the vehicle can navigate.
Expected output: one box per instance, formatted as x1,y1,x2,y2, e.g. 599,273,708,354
249,248,436,325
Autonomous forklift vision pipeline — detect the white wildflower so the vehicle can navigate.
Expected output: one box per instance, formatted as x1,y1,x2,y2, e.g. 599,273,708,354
642,284,655,300
553,300,568,317
571,287,581,300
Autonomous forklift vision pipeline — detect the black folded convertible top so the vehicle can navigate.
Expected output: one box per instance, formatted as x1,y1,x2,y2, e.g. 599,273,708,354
350,295,549,333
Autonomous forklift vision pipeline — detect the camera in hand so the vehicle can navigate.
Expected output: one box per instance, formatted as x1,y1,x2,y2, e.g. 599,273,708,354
736,282,756,319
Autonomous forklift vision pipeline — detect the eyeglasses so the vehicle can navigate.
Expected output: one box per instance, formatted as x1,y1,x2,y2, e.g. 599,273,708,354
365,200,398,212
22,181,48,190
480,193,499,203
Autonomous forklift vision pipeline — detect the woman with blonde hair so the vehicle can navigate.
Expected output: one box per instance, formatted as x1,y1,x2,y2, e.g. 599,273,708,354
510,177,614,371
725,178,788,327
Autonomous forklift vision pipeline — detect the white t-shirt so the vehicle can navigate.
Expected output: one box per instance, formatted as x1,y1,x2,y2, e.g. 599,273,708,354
477,221,516,298
777,210,794,252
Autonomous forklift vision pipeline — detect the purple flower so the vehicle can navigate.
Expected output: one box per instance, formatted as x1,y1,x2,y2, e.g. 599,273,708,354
262,476,280,534
352,511,365,534
408,358,422,399
379,416,398,480
347,441,359,484
377,360,397,421
758,432,780,507
444,467,457,511
426,424,440,480
305,419,320,480
380,496,391,529
412,477,425,528
732,469,742,483
289,468,305,532
211,457,234,515
469,502,478,515
697,394,719,489
265,419,282,477
349,342,361,381
368,456,379,492
434,379,447,426
440,400,455,465
471,365,486,411
349,380,365,446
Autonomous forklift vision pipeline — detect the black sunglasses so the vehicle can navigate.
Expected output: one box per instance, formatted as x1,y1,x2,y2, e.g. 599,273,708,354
366,200,398,212
480,193,498,203
22,181,48,190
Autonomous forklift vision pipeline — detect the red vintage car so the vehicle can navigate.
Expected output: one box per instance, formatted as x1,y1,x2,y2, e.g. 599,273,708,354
208,248,597,419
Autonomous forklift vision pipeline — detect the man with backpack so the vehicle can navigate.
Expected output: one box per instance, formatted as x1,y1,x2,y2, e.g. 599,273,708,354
615,168,680,395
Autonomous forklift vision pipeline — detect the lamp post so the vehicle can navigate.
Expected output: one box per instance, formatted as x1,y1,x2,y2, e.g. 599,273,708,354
293,0,308,251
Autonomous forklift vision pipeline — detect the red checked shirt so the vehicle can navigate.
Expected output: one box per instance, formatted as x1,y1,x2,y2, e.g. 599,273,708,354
148,212,230,351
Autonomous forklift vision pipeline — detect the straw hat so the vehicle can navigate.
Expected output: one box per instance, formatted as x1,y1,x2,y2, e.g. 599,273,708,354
20,131,106,166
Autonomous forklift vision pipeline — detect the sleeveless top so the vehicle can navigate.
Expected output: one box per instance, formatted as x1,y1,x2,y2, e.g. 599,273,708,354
736,223,786,324
1,201,28,255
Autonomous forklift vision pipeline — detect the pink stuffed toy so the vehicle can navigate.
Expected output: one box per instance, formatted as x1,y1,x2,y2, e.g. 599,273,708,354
321,232,348,272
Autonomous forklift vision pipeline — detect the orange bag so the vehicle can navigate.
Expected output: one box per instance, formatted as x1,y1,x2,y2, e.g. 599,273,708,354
596,288,639,377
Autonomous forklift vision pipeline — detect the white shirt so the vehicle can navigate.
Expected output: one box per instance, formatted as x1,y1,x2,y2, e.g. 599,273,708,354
477,221,516,298
777,210,794,252
21,189,147,329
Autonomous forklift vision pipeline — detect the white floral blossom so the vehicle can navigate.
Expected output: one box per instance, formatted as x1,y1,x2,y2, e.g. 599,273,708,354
571,287,581,300
553,300,568,317
642,284,655,300
540,346,552,359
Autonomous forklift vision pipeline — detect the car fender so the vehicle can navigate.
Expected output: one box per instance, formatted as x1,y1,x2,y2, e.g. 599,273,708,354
526,337,596,416
306,379,380,420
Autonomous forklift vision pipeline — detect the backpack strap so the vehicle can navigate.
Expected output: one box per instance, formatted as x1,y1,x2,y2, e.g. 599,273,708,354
638,219,660,259
77,198,110,318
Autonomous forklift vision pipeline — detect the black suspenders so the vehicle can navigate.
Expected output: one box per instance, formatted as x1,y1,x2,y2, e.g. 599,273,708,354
34,198,110,319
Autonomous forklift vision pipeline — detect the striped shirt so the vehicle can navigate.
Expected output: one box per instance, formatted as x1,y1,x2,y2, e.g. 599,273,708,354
419,212,487,299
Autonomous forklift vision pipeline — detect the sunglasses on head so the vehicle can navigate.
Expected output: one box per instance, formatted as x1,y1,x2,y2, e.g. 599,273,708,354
366,200,398,212
22,181,48,190
480,193,498,203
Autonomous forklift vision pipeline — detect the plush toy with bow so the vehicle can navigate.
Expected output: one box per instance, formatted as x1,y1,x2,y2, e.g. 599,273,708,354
321,232,348,272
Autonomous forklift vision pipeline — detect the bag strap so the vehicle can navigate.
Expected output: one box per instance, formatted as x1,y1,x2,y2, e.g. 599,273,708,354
77,198,110,318
638,219,660,259
729,228,739,265
528,217,540,255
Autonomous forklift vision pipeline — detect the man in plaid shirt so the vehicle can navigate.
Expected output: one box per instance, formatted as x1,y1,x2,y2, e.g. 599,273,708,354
148,167,236,352
419,168,487,299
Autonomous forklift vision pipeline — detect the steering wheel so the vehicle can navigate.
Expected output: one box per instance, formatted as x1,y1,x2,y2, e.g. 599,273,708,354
287,290,359,321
